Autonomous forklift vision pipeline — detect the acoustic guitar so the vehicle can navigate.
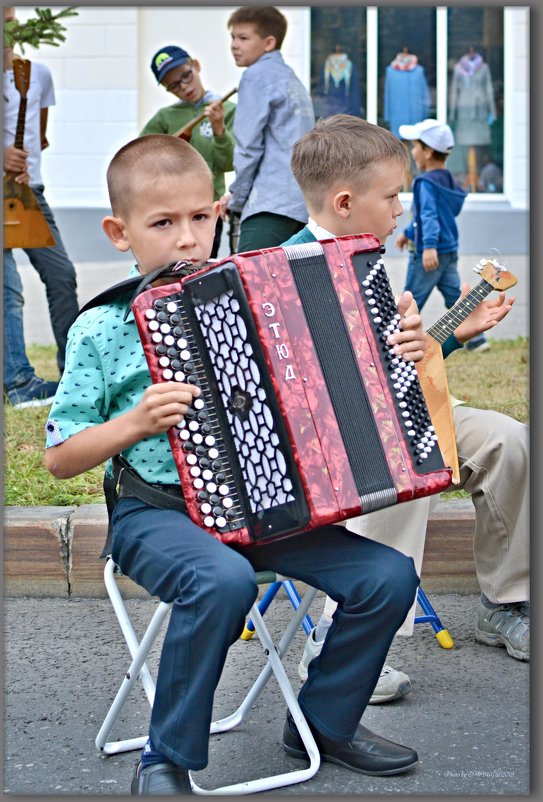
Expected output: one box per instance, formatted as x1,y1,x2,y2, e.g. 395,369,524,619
3,57,56,249
417,256,518,484
174,87,237,141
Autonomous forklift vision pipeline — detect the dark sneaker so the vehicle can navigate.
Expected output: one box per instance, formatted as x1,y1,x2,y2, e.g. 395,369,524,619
475,600,529,661
131,761,193,795
6,377,59,409
464,334,490,352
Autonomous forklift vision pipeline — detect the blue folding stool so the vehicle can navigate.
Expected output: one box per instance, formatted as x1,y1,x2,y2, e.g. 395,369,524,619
242,580,454,649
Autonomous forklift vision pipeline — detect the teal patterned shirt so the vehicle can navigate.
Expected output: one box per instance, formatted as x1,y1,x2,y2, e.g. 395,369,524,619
45,267,180,485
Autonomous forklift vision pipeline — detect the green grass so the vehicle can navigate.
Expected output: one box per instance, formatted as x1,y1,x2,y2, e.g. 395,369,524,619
4,345,105,507
4,339,529,507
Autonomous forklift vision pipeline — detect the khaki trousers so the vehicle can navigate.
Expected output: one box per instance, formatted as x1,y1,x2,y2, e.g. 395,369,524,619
341,405,529,635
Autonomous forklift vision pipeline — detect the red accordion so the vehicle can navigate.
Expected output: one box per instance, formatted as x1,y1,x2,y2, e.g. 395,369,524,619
132,234,453,546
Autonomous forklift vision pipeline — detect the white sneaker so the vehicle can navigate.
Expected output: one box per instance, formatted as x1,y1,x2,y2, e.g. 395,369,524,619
368,664,412,704
297,627,324,681
298,629,412,705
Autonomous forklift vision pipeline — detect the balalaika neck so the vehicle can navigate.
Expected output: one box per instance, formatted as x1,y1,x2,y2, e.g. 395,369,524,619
14,96,27,151
426,278,495,344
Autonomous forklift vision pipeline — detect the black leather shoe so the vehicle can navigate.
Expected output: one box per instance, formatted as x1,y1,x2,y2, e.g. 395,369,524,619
283,710,418,776
131,761,193,795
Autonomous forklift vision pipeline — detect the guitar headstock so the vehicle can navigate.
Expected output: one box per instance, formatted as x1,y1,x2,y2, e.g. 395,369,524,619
12,57,31,99
473,256,518,291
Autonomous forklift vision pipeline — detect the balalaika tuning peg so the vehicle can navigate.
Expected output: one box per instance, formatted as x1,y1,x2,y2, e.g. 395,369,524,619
491,258,506,272
473,257,487,274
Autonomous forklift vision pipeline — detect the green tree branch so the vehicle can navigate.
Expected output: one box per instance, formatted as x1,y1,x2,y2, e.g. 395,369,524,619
3,7,79,53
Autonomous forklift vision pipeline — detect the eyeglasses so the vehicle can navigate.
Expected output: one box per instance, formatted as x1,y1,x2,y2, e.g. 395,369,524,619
165,67,193,93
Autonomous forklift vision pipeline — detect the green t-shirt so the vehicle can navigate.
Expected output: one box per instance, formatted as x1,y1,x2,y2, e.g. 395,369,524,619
140,98,236,201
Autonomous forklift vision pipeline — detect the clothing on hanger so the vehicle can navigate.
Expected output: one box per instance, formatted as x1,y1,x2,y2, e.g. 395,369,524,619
384,55,430,138
323,50,353,93
314,46,362,118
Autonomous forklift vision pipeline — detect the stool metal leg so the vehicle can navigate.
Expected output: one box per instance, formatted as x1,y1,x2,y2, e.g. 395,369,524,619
415,587,454,648
191,584,321,794
241,579,314,640
242,573,452,650
95,559,172,755
96,561,321,793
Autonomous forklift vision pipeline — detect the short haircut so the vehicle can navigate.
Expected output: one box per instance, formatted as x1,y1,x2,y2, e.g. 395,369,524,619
291,114,408,212
419,140,449,162
106,134,213,218
227,6,287,49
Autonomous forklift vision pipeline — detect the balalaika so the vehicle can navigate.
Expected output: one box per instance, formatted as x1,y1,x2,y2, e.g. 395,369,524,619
132,234,453,546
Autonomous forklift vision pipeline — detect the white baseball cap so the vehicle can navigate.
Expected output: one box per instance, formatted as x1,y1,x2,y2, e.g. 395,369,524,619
398,118,455,153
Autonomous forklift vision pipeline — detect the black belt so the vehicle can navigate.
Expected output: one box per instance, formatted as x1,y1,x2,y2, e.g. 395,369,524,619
112,455,187,513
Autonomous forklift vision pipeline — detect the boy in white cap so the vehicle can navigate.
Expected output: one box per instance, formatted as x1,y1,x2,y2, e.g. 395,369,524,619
396,118,488,351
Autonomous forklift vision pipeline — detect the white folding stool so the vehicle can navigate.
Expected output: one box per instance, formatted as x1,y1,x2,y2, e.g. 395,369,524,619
95,557,321,794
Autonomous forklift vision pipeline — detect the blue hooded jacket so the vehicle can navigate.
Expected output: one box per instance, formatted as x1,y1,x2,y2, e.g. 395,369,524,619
404,169,467,255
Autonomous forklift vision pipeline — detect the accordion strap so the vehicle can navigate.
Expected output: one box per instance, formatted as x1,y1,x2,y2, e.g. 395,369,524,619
101,454,187,558
77,260,203,320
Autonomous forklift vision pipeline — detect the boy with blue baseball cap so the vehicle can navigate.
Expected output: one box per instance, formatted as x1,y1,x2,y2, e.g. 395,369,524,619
141,44,236,257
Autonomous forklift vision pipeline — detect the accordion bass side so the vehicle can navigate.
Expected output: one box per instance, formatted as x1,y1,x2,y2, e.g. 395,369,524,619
132,234,453,546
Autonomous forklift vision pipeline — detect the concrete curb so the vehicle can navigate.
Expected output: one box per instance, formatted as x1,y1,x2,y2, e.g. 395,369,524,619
3,498,477,598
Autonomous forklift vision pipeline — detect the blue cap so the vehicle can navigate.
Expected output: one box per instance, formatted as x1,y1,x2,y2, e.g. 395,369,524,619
151,45,191,84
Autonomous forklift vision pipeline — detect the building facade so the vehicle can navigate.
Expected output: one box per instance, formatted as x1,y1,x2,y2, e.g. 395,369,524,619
10,6,528,260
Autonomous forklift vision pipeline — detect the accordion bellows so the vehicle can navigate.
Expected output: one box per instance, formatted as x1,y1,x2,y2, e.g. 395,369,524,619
132,234,452,546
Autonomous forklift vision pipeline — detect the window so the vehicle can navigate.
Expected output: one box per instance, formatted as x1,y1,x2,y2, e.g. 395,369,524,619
377,7,436,135
310,7,366,120
310,6,505,194
447,7,504,193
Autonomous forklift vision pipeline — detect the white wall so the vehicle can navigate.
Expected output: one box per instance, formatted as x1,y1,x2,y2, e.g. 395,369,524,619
503,6,529,210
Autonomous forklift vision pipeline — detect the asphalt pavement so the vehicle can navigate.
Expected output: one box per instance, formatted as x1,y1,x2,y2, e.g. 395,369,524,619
3,591,530,797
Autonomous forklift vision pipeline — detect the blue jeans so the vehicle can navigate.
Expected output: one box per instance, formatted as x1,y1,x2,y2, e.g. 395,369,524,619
404,250,461,311
3,186,79,390
111,497,419,769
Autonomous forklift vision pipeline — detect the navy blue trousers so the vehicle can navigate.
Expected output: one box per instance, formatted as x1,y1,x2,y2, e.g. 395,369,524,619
111,497,419,770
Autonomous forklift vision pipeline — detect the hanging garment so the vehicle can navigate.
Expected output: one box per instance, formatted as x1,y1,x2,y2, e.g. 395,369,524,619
384,64,431,138
449,56,496,146
313,51,362,118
